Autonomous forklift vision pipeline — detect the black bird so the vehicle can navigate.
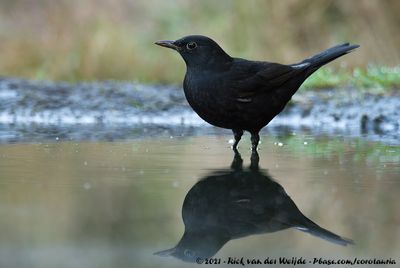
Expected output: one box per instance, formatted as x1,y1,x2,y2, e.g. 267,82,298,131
155,35,359,151
154,152,353,262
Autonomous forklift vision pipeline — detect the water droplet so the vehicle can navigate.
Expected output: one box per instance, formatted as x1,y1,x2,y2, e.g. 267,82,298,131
83,182,91,190
303,141,308,145
228,139,234,144
55,137,59,141
277,142,283,147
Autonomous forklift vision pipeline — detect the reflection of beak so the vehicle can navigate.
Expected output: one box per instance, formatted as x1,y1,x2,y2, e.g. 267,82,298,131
155,40,179,50
153,247,177,257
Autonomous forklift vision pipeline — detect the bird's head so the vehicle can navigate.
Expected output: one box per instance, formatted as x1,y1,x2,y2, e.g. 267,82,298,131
155,35,232,69
154,230,229,263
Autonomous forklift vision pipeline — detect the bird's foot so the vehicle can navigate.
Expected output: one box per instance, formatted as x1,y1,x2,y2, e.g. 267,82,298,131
250,132,260,152
231,149,243,170
250,150,259,171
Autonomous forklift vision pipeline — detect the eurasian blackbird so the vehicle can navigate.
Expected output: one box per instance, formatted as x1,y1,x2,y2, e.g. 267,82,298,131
154,152,353,262
155,35,359,151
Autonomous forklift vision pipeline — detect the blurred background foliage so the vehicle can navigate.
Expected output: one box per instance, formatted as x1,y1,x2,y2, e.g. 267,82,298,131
0,0,399,85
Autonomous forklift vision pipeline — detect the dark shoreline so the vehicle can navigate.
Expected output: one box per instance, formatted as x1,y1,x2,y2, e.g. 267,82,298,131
0,77,398,144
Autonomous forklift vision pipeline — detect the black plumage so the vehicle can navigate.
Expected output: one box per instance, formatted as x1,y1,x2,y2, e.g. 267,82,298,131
156,35,359,150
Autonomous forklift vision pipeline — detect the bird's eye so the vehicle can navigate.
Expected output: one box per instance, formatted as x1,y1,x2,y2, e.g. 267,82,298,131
186,42,197,50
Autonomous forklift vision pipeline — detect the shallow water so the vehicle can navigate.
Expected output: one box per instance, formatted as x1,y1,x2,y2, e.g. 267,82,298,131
0,131,399,268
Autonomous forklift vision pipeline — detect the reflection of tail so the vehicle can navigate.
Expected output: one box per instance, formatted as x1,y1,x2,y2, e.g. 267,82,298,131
296,217,354,246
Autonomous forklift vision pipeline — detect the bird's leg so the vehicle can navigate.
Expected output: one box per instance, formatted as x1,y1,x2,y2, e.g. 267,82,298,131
230,149,243,171
232,129,243,150
250,132,260,151
250,150,259,171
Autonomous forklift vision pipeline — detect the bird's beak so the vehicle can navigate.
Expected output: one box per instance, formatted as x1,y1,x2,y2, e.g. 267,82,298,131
155,40,179,51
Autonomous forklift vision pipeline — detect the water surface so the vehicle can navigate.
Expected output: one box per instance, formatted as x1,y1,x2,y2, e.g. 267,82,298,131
0,131,399,267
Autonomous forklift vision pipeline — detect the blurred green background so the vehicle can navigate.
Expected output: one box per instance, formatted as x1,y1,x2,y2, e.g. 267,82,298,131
0,0,399,84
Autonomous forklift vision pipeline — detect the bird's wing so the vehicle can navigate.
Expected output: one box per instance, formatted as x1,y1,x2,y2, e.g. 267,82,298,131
230,60,302,101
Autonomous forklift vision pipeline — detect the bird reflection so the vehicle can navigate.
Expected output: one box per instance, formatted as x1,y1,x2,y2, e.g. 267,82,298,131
155,151,353,262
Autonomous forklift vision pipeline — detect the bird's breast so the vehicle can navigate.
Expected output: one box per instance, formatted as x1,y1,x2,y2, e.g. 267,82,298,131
183,73,234,128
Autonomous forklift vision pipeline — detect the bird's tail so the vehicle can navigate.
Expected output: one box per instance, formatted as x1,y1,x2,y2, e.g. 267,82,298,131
295,217,354,246
298,43,359,75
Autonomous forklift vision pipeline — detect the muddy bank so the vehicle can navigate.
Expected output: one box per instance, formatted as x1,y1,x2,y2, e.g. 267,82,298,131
0,77,398,143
